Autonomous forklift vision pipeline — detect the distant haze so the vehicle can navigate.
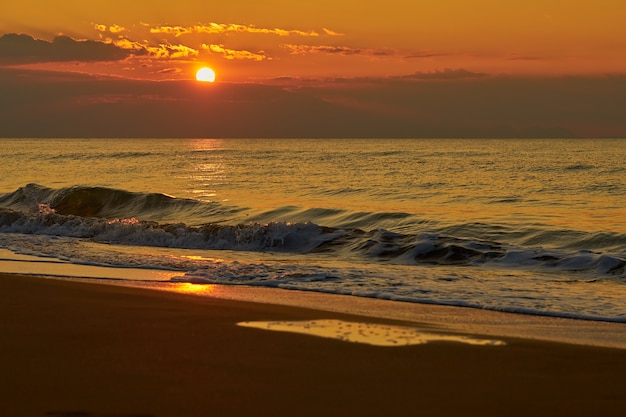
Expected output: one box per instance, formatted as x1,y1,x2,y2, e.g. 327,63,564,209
1,1,625,138
1,68,625,138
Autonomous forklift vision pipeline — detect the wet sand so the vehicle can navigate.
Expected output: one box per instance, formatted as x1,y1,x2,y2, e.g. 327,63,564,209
1,273,625,417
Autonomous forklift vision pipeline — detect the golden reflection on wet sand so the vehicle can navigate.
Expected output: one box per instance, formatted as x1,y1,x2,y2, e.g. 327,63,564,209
238,319,506,347
170,282,219,295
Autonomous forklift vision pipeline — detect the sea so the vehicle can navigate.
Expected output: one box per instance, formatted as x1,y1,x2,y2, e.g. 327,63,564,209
1,138,625,322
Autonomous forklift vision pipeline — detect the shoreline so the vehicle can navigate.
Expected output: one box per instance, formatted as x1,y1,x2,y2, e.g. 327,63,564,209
11,271,626,349
2,272,626,416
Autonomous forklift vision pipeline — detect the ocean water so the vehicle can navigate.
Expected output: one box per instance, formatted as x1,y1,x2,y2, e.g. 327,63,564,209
1,138,625,322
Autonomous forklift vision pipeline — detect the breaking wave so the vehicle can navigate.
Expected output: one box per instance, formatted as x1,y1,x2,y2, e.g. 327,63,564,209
1,184,624,277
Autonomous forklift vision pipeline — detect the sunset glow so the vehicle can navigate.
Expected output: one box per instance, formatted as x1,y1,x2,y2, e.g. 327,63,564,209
2,1,624,82
1,3,626,416
196,67,216,82
0,1,625,138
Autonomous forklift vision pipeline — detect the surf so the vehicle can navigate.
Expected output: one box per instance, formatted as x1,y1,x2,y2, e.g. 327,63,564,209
1,184,624,278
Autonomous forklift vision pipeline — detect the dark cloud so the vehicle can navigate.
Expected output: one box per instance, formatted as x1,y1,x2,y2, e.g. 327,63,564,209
0,33,134,64
0,68,624,138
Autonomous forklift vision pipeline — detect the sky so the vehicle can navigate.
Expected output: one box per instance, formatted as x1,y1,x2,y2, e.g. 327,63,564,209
1,1,625,137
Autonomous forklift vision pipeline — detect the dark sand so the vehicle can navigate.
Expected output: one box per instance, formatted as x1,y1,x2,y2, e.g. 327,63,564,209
1,273,625,417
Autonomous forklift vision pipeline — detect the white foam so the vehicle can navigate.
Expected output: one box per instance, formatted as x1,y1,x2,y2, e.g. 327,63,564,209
0,248,179,281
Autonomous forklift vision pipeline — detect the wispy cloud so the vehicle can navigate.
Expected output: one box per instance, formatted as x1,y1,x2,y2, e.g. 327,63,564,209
103,37,198,59
109,38,146,52
281,44,394,57
88,22,340,63
156,67,182,75
202,44,268,61
149,43,199,59
399,68,489,80
322,28,344,36
84,22,344,66
148,23,334,37
0,33,132,64
94,23,127,34
405,50,448,59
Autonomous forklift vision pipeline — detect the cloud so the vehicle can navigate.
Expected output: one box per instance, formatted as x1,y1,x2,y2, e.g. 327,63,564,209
0,33,132,64
156,67,182,75
149,23,328,37
83,22,342,65
92,24,199,59
202,44,268,61
94,24,127,34
405,50,448,59
400,68,489,80
103,38,197,59
281,44,394,57
109,38,146,52
322,28,344,36
148,43,198,59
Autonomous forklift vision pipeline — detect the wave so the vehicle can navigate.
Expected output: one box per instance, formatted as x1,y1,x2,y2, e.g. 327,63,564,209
1,184,624,277
0,183,244,224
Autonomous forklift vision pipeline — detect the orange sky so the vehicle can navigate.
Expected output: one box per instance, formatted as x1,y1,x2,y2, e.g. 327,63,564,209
1,0,625,81
1,1,625,138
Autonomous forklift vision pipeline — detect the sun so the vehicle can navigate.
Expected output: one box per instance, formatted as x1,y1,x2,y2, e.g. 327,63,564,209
196,67,216,83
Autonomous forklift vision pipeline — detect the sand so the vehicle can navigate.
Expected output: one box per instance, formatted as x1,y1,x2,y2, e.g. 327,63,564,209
1,273,625,417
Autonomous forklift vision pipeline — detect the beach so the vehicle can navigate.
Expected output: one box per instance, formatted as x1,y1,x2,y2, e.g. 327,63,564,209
2,1,626,413
2,139,626,325
2,273,625,417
